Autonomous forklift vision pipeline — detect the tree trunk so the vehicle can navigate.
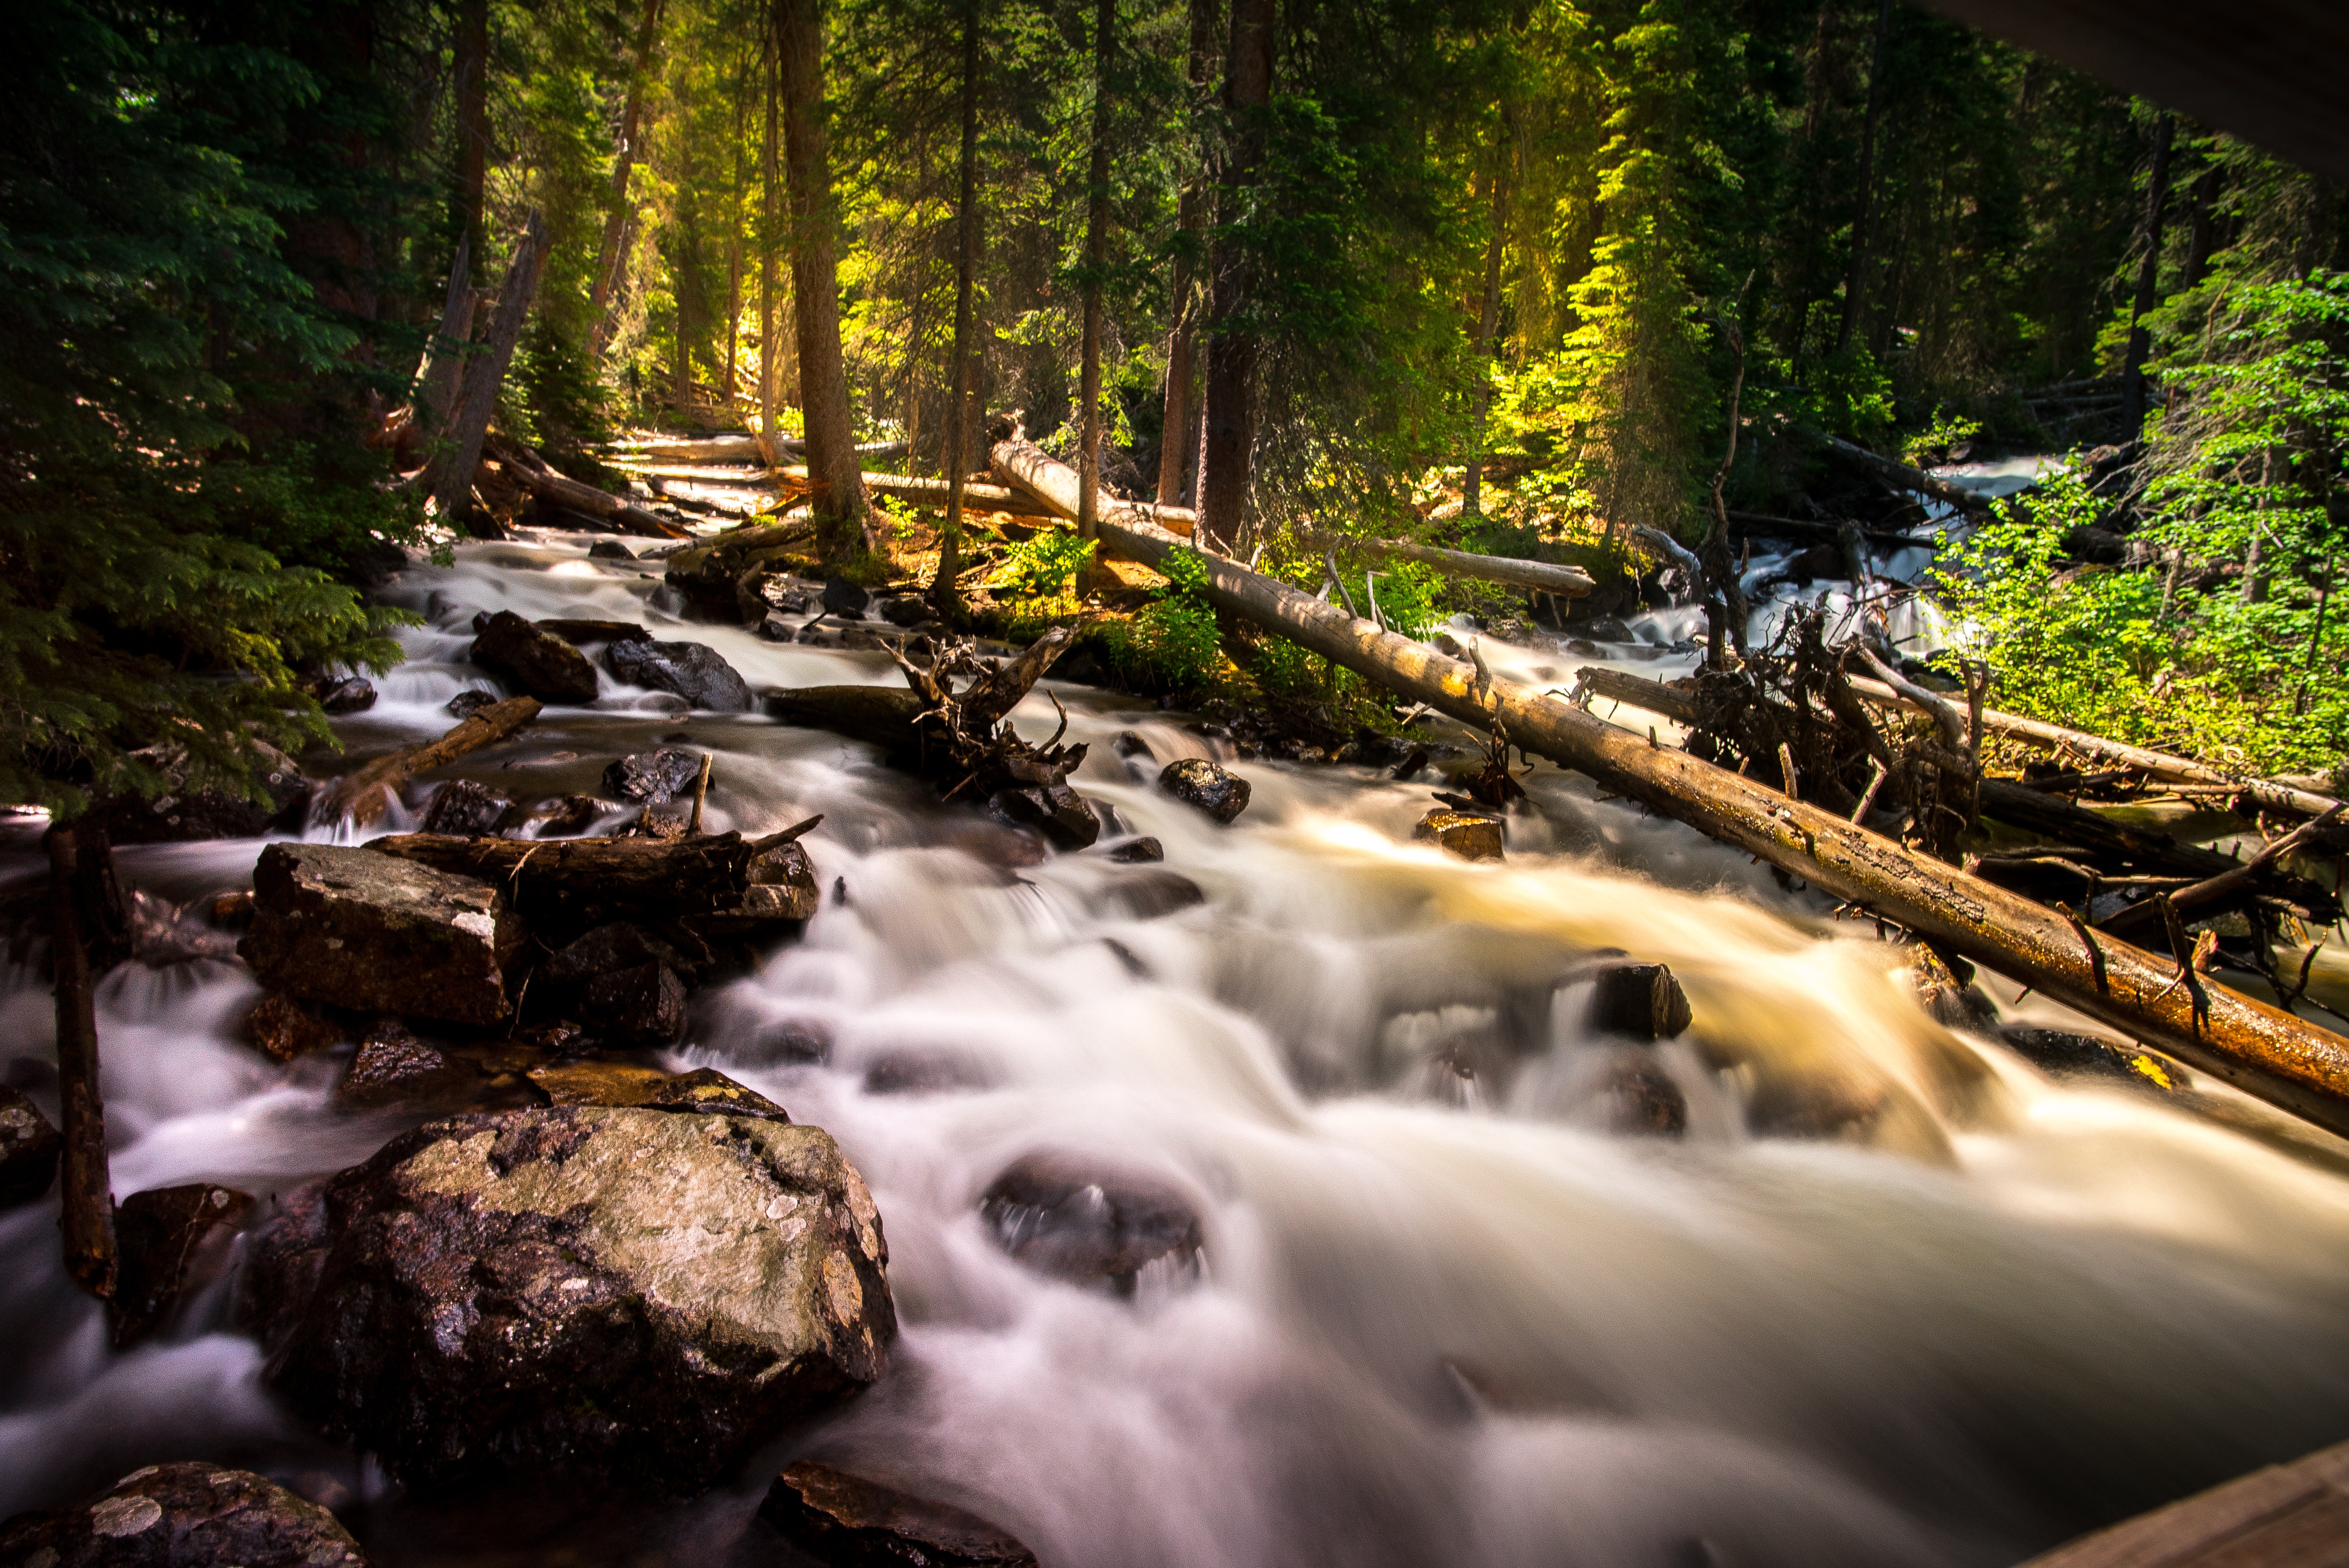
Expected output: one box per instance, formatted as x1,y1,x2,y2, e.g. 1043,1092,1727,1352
1076,0,1116,565
1463,151,1507,517
1157,0,1219,506
1835,0,1893,356
934,0,985,620
773,0,868,559
590,0,667,353
48,825,118,1301
759,69,784,437
2119,110,2175,435
416,232,476,437
454,0,490,260
726,100,748,415
1197,0,1274,553
429,210,551,528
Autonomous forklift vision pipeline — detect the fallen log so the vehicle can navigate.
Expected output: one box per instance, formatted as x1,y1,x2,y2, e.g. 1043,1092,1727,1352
1573,667,1698,725
47,825,117,1299
604,435,909,465
2100,806,2347,941
1300,527,1595,599
1000,442,2349,1137
490,440,694,539
322,695,543,827
1820,434,1993,515
775,465,1059,520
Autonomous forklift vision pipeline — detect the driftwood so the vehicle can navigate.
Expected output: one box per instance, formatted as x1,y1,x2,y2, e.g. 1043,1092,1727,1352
323,695,542,827
489,439,693,539
989,444,2349,1136
2101,806,2347,941
46,826,117,1300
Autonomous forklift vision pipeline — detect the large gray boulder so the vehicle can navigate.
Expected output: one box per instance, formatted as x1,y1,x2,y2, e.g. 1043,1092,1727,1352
238,843,524,1025
604,638,754,712
471,609,600,704
251,1105,894,1495
0,1462,369,1568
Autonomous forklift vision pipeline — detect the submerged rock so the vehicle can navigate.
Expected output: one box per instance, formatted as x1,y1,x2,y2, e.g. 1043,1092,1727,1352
760,1462,1037,1568
419,777,517,837
1591,1053,1688,1137
239,844,524,1025
501,793,604,839
243,992,348,1062
0,1085,62,1208
2000,1026,2189,1093
1414,808,1503,862
604,638,754,713
1094,869,1206,920
446,689,499,720
259,1106,894,1494
1156,758,1250,824
1103,836,1164,863
0,1462,369,1568
604,747,704,805
110,1183,254,1347
471,609,601,704
979,1151,1202,1295
588,539,638,561
987,782,1100,850
821,577,870,618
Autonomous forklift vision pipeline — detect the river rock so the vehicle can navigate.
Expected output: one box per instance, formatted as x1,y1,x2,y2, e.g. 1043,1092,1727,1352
239,844,524,1025
757,609,798,641
1414,808,1503,861
821,577,870,618
333,1020,495,1113
244,992,347,1062
1899,946,1998,1031
604,638,754,712
1095,869,1206,920
540,920,702,991
0,1085,62,1208
589,539,637,560
258,1106,894,1493
604,747,704,804
979,1152,1203,1295
760,1462,1037,1568
1591,1053,1687,1137
84,742,308,846
446,689,498,720
472,609,600,704
0,1462,370,1568
1157,759,1250,824
308,675,378,715
987,782,1101,850
876,594,932,628
1586,960,1693,1040
584,960,688,1046
110,1183,254,1347
1999,1026,2189,1092
526,1064,790,1122
501,793,605,838
1104,836,1164,863
419,777,517,836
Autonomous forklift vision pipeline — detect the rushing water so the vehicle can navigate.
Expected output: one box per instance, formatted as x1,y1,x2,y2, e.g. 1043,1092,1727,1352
5,529,2349,1567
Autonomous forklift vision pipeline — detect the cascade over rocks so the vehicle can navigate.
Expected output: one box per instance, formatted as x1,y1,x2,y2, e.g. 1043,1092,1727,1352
0,1084,62,1207
253,1105,894,1494
1156,758,1250,823
603,638,754,712
471,609,601,704
760,1462,1039,1567
0,1462,370,1568
109,1182,253,1347
979,1151,1203,1294
244,992,348,1062
1415,808,1503,861
239,844,524,1025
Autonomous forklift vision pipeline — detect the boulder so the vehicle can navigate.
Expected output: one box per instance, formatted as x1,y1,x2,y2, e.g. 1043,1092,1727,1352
243,992,347,1062
537,618,650,645
258,1106,894,1493
330,1019,541,1115
986,782,1100,850
875,594,932,628
584,961,688,1047
110,1183,254,1347
308,675,378,715
0,1084,63,1208
1585,960,1693,1040
84,743,307,846
1999,1026,2189,1092
540,921,702,991
978,1151,1202,1295
446,689,499,720
239,844,524,1025
471,609,601,704
1413,808,1503,862
821,577,870,618
1156,759,1250,824
604,639,754,713
589,539,637,560
419,777,517,836
604,747,704,804
528,1063,791,1123
760,1462,1037,1568
0,1462,369,1568
1104,836,1164,863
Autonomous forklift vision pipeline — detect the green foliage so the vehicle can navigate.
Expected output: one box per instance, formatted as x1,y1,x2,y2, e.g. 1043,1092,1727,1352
1901,407,1984,468
993,528,1099,599
1097,546,1223,693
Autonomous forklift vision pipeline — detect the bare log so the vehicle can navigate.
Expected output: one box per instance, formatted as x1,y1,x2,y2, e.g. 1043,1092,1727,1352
323,695,542,827
369,820,820,932
1303,528,1595,599
604,435,907,465
47,825,117,1299
2102,806,2347,940
766,685,930,750
1573,667,1699,725
1009,442,2349,1136
491,440,692,539
775,465,1058,519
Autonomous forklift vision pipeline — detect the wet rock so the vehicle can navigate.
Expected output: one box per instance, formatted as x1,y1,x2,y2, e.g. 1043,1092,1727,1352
757,609,798,641
110,1183,255,1347
83,742,308,845
584,960,688,1046
1592,1053,1687,1137
838,627,890,651
589,539,637,560
419,777,517,836
262,1105,894,1494
446,689,499,720
538,617,651,645
759,579,814,615
979,1151,1203,1295
126,889,241,966
307,675,378,715
1097,869,1206,921
501,793,604,838
527,1063,790,1123
1104,836,1164,863
239,844,524,1025
761,1462,1038,1568
795,621,838,647
1586,961,1693,1040
1999,1026,2189,1092
603,746,705,804
1414,808,1504,862
1899,946,1998,1032
540,921,701,991
987,782,1101,850
604,638,754,713
876,594,933,628
755,1017,834,1065
0,1084,62,1208
471,609,601,704
863,1049,993,1096
244,992,348,1062
1156,758,1250,824
0,1461,369,1568
332,1021,484,1112
822,577,870,618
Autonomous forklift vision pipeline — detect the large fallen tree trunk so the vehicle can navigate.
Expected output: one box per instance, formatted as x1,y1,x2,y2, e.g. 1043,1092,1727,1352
1298,527,1596,599
987,444,2349,1135
490,440,693,539
1820,433,1994,515
604,434,908,465
775,465,1059,520
322,696,542,827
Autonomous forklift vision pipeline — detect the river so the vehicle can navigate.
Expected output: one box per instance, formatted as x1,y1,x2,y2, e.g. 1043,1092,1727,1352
4,525,2347,1567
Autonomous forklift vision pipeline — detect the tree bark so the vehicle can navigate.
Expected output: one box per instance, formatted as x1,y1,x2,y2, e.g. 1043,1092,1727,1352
430,210,551,528
1157,0,1219,506
2119,110,2175,435
1197,0,1274,553
323,695,543,826
1835,0,1893,356
454,0,490,261
590,0,667,352
416,232,476,437
48,825,118,1301
1008,440,2349,1139
370,821,820,928
935,0,985,620
760,70,782,439
1464,152,1507,517
773,0,868,560
1076,0,1116,563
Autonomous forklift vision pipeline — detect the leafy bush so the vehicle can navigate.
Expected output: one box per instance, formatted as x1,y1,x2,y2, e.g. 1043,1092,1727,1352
1097,549,1225,694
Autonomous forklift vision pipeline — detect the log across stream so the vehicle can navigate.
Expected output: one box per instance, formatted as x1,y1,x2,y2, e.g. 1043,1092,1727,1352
6,529,2349,1567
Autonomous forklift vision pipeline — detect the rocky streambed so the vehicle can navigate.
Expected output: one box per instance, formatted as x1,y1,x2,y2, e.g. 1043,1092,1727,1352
5,532,2349,1568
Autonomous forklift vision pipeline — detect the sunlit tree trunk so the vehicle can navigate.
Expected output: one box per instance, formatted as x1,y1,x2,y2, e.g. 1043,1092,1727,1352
1157,0,1218,506
759,70,781,440
1198,0,1273,554
590,0,667,355
1077,0,1116,567
1463,148,1507,518
934,0,984,620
